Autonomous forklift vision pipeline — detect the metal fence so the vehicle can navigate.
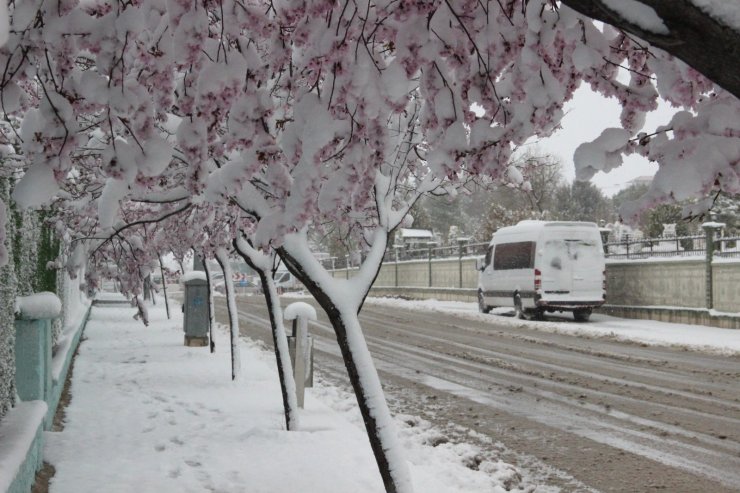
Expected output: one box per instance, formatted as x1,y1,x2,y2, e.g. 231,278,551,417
320,242,491,270
604,235,740,260
388,242,490,262
604,234,707,259
321,229,740,269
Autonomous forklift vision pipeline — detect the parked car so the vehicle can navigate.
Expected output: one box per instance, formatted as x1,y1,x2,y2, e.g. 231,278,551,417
476,221,606,322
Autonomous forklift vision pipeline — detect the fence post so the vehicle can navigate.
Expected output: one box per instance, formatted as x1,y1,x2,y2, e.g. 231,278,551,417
458,243,463,288
428,246,433,287
395,250,399,288
345,255,350,279
625,235,630,258
702,222,725,309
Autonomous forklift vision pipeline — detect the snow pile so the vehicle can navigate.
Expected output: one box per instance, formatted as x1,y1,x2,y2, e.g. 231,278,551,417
44,296,526,492
363,297,740,355
307,376,529,492
284,302,317,321
179,271,207,283
601,0,669,34
0,401,48,492
15,292,62,320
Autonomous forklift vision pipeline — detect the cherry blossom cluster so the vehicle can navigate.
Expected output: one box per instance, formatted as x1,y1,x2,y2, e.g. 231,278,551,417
0,0,736,270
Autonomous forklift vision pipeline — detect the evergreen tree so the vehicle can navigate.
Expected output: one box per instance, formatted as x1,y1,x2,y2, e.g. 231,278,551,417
552,181,612,223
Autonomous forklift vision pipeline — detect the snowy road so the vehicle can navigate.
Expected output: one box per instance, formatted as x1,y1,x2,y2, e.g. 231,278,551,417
219,295,740,493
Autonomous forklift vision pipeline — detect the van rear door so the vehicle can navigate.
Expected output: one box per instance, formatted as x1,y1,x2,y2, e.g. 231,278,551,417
541,231,604,300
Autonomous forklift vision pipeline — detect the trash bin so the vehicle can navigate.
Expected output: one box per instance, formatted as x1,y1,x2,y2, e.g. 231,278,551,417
183,275,209,347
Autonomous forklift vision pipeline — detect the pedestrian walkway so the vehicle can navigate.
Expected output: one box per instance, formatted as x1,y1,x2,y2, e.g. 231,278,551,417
40,295,511,493
42,296,389,493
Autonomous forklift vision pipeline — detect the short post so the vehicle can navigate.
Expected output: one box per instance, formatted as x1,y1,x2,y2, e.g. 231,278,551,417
428,246,433,287
284,302,317,409
345,255,350,279
625,235,630,258
458,243,463,288
394,250,399,287
702,222,725,309
14,293,61,406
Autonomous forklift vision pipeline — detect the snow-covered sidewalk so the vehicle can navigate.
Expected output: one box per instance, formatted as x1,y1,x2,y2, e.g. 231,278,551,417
43,296,519,492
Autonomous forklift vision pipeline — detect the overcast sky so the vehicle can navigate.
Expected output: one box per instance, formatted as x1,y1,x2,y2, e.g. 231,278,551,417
525,85,677,197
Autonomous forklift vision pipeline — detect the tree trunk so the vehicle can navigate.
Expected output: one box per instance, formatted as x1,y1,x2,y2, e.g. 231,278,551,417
143,274,151,301
234,240,299,431
215,249,241,380
203,256,216,353
158,255,170,319
278,246,412,493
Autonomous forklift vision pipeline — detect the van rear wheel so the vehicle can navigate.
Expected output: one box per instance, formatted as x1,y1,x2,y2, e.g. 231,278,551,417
514,294,543,321
478,290,492,314
514,294,528,320
573,308,592,322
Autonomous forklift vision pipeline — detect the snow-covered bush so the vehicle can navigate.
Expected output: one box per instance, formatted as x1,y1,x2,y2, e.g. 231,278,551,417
0,178,17,420
0,177,63,420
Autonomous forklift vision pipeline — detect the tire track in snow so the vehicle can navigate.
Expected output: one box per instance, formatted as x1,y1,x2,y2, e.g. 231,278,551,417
228,297,740,492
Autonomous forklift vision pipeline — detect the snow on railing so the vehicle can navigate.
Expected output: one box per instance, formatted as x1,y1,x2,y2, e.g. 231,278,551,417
604,235,740,260
323,231,740,268
320,242,490,269
604,234,706,259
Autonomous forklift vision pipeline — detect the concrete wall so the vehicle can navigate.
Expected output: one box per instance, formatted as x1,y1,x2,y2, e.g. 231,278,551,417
332,257,479,290
331,256,740,321
605,259,707,308
712,261,740,313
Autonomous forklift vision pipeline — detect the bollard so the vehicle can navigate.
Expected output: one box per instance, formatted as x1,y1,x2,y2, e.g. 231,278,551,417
284,302,317,408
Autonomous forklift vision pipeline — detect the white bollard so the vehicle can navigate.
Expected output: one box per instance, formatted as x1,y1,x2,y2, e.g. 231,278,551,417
284,302,317,408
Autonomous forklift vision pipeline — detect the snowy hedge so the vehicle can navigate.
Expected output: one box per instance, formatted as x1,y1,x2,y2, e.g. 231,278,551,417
0,177,61,421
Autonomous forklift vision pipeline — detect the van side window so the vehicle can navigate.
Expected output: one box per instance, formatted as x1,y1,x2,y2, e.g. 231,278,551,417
484,247,493,268
493,242,535,270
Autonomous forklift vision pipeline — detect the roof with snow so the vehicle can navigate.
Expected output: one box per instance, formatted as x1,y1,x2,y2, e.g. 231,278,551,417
399,228,434,239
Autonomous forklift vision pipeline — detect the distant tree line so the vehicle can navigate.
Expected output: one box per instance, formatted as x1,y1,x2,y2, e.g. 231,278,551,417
406,151,739,245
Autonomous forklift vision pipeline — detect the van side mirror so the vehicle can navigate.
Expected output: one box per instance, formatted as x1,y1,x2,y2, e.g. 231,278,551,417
475,257,486,271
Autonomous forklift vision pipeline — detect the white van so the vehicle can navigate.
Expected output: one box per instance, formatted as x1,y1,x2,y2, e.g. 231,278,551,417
476,221,606,321
274,270,300,291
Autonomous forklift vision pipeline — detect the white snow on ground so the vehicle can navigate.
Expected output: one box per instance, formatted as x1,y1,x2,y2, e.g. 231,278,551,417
362,297,740,355
43,295,522,493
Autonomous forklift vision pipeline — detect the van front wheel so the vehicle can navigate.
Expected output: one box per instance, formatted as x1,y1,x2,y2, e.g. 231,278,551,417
573,308,592,322
478,290,492,314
